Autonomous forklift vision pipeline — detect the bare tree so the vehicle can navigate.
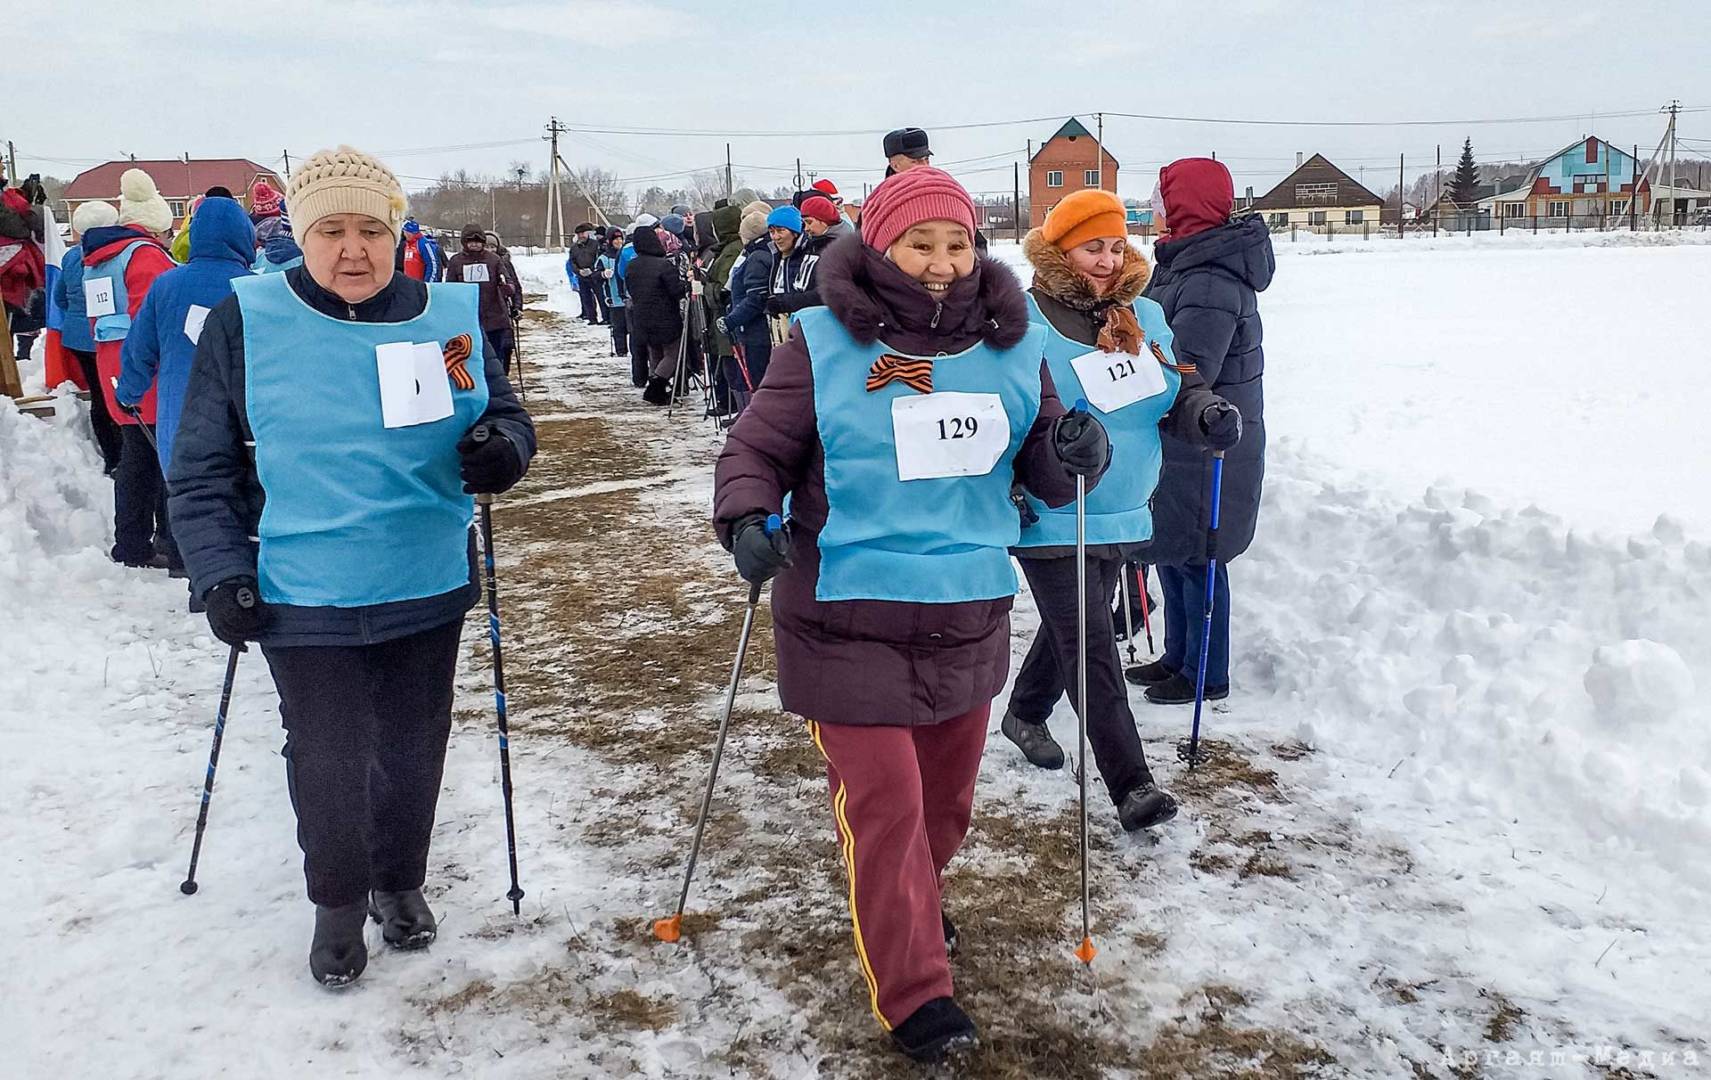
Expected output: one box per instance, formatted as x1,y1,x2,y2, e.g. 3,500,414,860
570,167,628,218
688,169,738,208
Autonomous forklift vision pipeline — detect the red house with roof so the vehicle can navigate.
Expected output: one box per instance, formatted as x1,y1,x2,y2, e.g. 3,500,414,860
61,158,284,229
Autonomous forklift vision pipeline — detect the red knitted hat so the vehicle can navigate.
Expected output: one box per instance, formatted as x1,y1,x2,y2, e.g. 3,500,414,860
859,166,976,254
812,178,839,197
801,195,840,226
250,179,284,218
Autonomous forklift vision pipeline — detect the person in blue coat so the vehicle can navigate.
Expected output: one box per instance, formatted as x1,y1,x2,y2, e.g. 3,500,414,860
168,147,535,990
252,214,304,274
718,207,782,386
116,196,255,475
1139,159,1274,706
1000,190,1240,832
54,200,124,471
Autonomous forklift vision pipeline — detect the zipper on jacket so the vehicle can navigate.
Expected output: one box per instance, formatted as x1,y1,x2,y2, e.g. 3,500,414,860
930,301,943,329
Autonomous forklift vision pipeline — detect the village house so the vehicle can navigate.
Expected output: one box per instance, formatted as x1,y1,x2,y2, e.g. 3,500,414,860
1250,153,1385,233
1028,118,1118,229
61,158,285,230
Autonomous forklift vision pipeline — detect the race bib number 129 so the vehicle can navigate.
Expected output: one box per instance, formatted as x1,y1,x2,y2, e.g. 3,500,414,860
891,391,1009,482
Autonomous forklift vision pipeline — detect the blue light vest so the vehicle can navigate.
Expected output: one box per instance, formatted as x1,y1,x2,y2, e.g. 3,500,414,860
797,306,1045,604
233,274,489,607
86,239,155,342
1016,294,1181,548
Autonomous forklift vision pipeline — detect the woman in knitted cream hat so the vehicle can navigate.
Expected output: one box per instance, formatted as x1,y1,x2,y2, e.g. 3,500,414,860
711,166,1109,1064
997,189,1242,833
168,144,537,989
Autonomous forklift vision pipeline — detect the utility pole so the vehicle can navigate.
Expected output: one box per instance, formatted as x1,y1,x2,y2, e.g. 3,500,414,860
725,142,733,200
1434,144,1441,237
282,149,292,177
1013,160,1022,243
1665,99,1680,227
1632,144,1640,229
1637,102,1678,227
1096,112,1105,190
5,140,16,181
795,157,803,190
1398,153,1405,238
543,115,569,250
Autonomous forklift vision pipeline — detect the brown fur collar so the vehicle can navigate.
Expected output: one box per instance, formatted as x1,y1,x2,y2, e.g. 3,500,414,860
1023,227,1152,310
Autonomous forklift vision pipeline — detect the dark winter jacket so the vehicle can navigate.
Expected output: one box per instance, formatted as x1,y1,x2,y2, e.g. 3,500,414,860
1144,214,1273,565
1018,231,1228,560
713,236,1081,727
444,246,516,332
0,192,43,241
168,266,536,646
569,233,602,273
769,229,834,313
724,236,776,352
622,228,688,347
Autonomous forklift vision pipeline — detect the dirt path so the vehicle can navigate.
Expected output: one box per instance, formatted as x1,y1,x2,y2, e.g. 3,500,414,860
405,304,1658,1079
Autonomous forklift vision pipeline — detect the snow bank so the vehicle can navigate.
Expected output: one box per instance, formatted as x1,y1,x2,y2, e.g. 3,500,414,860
0,396,116,580
514,251,589,318
1236,440,1711,887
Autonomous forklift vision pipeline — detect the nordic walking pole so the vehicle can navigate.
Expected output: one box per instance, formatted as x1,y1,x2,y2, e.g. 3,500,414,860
1120,559,1138,665
474,470,525,915
1137,563,1155,654
180,644,242,895
511,313,526,400
654,515,780,944
668,298,690,417
1178,451,1225,771
1070,401,1097,966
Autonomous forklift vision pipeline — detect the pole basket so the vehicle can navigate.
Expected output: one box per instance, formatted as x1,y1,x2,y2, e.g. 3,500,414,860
1075,936,1098,965
652,914,683,943
1176,738,1214,769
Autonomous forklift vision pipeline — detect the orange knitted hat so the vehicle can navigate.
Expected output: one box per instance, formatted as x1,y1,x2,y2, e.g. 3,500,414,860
1041,189,1128,250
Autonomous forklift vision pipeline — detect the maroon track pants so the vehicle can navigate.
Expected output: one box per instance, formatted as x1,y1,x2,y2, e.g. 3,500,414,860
807,702,990,1030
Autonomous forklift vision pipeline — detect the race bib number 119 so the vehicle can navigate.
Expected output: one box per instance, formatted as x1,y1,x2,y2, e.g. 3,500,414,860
891,391,1009,482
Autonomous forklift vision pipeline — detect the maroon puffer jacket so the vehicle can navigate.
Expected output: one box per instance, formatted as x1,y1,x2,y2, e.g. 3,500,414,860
713,235,1080,728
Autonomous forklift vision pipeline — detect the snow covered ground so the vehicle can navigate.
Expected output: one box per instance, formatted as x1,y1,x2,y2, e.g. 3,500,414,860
3,237,1708,1078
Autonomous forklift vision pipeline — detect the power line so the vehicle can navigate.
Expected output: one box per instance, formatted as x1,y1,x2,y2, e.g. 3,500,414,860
1103,105,1708,128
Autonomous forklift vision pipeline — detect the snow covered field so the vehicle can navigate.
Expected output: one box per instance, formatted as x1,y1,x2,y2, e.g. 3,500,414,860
3,235,1708,1078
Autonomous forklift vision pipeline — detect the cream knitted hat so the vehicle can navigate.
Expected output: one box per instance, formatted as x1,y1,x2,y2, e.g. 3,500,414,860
72,199,119,237
285,145,409,243
116,168,173,234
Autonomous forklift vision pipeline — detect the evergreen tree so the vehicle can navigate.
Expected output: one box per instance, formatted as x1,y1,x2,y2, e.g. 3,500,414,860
1450,138,1480,207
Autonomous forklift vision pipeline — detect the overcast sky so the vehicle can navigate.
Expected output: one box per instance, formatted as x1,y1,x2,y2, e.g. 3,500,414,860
12,0,1711,204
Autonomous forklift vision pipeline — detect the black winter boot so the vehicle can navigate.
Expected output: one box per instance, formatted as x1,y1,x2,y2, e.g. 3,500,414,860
1000,711,1065,770
1117,782,1180,832
1124,659,1178,687
309,902,369,988
642,376,670,405
890,996,978,1063
369,888,437,950
1144,672,1229,705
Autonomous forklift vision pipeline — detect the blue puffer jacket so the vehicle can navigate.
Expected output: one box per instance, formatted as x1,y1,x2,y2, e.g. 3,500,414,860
117,199,256,471
52,245,95,352
1144,214,1274,565
168,266,536,647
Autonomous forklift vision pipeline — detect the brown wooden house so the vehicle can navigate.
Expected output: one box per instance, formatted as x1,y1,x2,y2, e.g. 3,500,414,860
1251,154,1385,233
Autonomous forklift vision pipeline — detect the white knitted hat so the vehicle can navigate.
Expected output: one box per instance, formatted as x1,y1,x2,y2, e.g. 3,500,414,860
116,169,173,234
72,199,119,237
285,145,409,243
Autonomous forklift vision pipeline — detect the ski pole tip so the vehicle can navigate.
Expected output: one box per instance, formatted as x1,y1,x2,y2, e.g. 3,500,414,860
179,880,198,896
1075,936,1098,965
652,914,683,943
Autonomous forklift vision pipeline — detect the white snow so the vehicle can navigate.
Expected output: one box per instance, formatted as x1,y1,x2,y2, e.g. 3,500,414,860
5,238,1710,1076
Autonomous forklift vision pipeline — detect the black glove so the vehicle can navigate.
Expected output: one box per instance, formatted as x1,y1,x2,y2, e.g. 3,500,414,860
730,513,791,585
1198,401,1243,451
764,294,791,316
1053,407,1111,478
206,578,265,648
457,423,525,495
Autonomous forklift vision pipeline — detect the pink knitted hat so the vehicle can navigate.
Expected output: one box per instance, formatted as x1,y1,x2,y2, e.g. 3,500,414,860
250,179,284,218
860,166,976,254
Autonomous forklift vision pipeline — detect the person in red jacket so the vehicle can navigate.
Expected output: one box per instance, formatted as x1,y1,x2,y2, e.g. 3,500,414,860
82,169,179,569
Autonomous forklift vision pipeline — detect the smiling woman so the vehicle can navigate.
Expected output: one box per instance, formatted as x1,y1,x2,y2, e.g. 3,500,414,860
165,144,536,990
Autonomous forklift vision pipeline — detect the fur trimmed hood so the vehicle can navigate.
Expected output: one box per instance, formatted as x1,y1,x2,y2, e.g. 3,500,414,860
817,232,1030,353
1022,227,1151,309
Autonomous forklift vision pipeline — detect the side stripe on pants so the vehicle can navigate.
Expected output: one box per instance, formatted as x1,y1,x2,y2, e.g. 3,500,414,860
808,720,891,1030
